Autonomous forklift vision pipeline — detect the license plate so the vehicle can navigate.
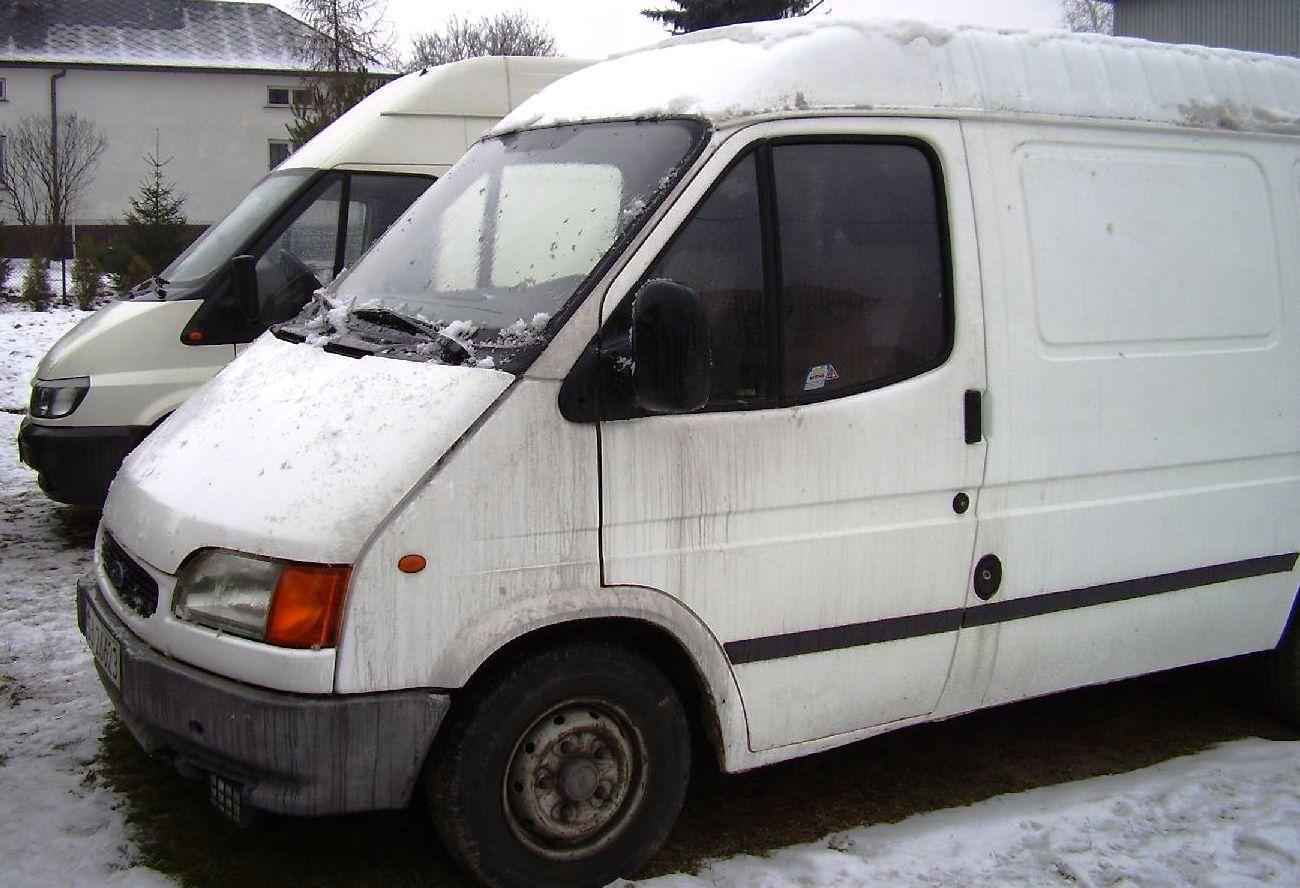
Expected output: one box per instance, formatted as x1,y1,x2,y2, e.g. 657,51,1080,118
85,606,122,690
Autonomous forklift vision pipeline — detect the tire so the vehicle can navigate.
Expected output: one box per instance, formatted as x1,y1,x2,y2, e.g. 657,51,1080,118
428,641,692,888
1261,597,1300,725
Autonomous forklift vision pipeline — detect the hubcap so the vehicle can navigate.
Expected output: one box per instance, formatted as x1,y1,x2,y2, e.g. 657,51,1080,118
503,699,645,860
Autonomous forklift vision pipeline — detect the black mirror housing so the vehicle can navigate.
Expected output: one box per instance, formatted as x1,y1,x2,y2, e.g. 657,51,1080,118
231,254,260,324
631,278,711,414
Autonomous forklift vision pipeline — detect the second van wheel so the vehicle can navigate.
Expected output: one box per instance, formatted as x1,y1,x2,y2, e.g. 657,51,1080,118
1260,597,1300,725
427,641,691,888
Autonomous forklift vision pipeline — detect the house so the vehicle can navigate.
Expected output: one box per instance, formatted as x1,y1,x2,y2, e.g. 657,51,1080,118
0,0,391,251
1111,0,1300,57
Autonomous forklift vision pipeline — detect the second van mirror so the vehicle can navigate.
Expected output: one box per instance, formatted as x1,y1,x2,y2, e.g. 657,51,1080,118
631,278,712,414
230,254,260,324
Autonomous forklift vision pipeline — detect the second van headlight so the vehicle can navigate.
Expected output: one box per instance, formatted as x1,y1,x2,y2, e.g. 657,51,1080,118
30,377,89,418
173,549,352,649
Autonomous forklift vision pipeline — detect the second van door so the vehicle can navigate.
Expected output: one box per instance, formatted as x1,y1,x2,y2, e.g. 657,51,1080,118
597,119,988,752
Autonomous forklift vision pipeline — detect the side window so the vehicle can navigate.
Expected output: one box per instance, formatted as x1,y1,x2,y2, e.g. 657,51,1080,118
341,173,436,272
773,142,948,402
255,177,342,324
645,152,770,406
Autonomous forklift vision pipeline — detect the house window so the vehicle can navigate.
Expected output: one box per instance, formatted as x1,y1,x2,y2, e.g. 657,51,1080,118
267,86,310,107
269,140,292,170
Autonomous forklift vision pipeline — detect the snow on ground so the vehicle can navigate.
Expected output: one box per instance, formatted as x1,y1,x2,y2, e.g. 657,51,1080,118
1,305,1299,887
0,305,170,887
633,739,1300,888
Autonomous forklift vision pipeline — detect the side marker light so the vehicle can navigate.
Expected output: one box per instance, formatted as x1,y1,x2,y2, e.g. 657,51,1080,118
398,554,427,574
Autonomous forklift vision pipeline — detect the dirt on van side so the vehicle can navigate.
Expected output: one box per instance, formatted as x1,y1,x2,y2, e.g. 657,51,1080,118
96,656,1297,887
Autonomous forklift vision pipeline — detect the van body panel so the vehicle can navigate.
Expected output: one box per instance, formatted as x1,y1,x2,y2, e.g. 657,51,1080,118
593,117,988,751
336,380,602,690
34,300,231,383
334,376,755,757
963,119,1300,708
104,335,512,574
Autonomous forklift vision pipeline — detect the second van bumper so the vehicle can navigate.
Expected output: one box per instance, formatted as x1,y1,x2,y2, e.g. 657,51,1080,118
77,576,450,817
18,419,149,505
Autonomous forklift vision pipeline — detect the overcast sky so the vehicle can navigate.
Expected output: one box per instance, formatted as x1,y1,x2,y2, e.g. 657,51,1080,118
258,1,1067,60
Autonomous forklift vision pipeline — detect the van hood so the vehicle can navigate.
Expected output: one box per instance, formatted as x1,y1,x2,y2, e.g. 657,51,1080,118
37,298,201,379
103,334,512,574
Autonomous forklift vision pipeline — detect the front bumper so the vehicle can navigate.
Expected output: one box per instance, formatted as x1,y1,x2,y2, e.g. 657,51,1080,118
18,419,150,505
77,575,450,817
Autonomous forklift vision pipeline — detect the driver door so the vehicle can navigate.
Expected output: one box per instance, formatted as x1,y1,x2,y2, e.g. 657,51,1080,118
596,119,987,751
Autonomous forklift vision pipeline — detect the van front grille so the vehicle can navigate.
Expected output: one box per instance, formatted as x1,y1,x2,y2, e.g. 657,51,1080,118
101,534,158,618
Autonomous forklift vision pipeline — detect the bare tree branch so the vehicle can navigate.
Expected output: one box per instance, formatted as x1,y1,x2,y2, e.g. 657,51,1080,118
1062,0,1114,34
409,10,557,69
0,113,105,245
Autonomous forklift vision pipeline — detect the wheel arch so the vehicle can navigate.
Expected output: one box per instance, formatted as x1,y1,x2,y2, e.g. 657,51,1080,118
448,610,744,773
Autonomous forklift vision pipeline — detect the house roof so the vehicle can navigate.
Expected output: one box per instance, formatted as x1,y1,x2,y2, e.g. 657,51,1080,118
0,0,320,72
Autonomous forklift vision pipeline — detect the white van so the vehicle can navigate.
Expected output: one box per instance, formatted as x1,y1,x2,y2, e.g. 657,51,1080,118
78,20,1300,888
19,55,589,505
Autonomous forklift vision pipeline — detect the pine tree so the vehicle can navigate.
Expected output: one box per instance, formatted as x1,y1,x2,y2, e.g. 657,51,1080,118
122,143,188,277
643,0,823,34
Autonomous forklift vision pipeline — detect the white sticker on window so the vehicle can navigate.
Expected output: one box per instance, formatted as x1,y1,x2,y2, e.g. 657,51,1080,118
803,363,839,391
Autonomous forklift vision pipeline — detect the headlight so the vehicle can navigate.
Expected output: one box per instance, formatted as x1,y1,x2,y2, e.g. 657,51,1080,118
30,377,90,418
173,549,351,649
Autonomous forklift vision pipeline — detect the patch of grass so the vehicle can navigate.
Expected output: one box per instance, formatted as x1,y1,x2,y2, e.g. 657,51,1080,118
95,658,1298,885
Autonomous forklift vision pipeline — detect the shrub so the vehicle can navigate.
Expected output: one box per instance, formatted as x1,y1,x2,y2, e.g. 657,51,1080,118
21,254,55,311
119,254,154,295
71,238,104,310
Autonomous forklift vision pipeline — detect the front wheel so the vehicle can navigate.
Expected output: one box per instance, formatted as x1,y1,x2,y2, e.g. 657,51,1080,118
428,641,691,888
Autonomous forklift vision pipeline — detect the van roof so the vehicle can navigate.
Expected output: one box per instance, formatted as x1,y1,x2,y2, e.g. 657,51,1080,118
285,55,593,171
496,18,1300,137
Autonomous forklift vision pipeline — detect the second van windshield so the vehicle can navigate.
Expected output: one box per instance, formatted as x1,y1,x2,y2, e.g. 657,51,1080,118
326,119,705,370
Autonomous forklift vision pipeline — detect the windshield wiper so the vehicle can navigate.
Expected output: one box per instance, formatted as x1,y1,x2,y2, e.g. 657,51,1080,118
351,306,441,339
350,307,475,366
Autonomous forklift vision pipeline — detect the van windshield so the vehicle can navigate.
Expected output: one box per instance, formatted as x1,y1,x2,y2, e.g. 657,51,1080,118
318,119,704,370
163,171,313,285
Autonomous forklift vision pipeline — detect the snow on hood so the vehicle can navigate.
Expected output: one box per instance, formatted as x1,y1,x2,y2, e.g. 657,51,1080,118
103,334,511,574
494,17,1300,137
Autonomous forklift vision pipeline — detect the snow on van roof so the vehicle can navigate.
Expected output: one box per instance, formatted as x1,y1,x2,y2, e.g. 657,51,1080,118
495,17,1300,137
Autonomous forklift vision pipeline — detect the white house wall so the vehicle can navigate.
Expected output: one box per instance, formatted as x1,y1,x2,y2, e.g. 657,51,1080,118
0,65,306,226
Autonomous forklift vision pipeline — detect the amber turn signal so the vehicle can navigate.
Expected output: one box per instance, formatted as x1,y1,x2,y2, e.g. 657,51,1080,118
265,564,352,648
398,554,427,574
187,330,204,342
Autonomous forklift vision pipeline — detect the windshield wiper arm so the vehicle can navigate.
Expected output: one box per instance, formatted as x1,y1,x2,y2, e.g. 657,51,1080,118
350,306,440,339
350,306,476,366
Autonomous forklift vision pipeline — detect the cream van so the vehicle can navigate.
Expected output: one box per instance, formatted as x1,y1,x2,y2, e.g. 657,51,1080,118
78,20,1300,888
19,56,589,505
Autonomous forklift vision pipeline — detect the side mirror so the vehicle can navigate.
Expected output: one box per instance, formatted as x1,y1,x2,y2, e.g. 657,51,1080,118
631,278,711,414
230,254,259,323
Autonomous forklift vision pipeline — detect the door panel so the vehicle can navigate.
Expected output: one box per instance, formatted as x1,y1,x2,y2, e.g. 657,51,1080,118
963,121,1300,709
598,118,987,751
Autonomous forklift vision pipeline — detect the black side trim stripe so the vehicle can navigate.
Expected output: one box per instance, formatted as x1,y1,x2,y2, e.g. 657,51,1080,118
724,552,1299,666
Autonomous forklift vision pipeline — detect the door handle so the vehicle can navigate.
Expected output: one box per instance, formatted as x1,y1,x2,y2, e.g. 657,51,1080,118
964,390,983,445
